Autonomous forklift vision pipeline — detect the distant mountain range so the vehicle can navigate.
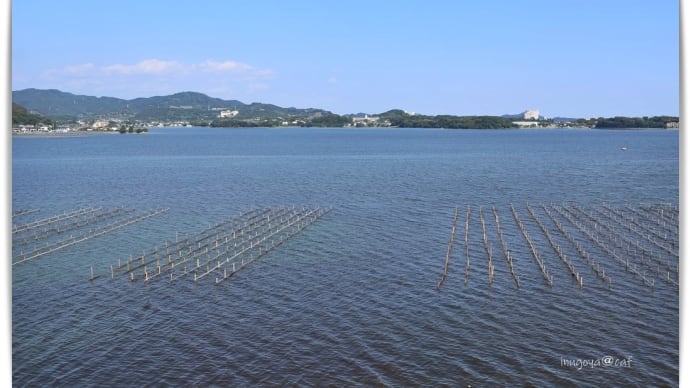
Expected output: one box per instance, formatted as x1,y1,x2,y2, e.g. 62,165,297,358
10,89,519,129
12,88,678,129
12,88,330,122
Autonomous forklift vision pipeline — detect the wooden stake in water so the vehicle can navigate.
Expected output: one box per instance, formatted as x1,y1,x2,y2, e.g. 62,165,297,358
437,206,459,290
465,205,471,285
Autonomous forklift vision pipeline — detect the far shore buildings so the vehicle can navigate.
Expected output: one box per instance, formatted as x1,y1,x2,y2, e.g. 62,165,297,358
219,110,239,118
352,114,379,126
511,121,541,128
512,108,541,127
92,120,109,129
523,109,539,120
665,120,679,128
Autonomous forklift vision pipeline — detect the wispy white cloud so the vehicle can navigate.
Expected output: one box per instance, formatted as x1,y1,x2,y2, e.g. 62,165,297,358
199,60,252,73
102,59,185,75
63,63,98,75
42,63,97,79
45,58,273,78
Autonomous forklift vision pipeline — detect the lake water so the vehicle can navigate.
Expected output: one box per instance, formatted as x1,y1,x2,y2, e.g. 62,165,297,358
12,127,679,386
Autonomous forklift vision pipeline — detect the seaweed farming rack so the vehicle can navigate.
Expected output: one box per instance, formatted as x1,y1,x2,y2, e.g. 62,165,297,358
95,206,331,285
12,207,169,265
438,202,678,292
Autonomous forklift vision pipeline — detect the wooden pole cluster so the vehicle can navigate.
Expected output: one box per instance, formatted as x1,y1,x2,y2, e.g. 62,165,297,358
598,206,677,282
599,205,677,263
12,206,100,235
479,207,495,286
511,204,553,287
623,205,678,253
162,208,279,281
12,208,40,218
102,206,331,285
571,205,665,289
641,204,679,240
437,206,459,290
212,207,329,284
438,202,677,291
526,204,582,288
554,205,656,289
13,206,132,247
542,205,611,288
644,203,680,286
464,205,471,285
492,206,520,288
14,208,169,266
643,203,679,269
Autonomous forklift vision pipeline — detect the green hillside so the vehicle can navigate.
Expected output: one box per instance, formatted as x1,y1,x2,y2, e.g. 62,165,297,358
12,89,329,122
13,88,128,117
12,102,53,125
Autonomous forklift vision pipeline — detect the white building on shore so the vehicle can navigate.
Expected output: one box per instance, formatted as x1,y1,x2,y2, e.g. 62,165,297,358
523,109,539,120
219,110,239,118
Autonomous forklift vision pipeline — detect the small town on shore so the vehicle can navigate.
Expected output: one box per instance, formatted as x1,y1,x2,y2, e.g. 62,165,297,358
11,89,680,134
13,108,680,135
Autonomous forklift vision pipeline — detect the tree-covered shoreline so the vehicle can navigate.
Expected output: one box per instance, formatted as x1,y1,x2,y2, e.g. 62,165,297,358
12,89,679,130
592,116,678,129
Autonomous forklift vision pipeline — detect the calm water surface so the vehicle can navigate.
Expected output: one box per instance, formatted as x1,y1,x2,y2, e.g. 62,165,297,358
12,127,679,386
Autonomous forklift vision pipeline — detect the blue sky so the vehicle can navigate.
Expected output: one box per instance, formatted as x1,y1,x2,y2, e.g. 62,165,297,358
12,0,679,117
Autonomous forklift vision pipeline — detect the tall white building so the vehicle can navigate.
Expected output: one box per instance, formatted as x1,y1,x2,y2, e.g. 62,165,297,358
523,109,539,120
219,110,239,118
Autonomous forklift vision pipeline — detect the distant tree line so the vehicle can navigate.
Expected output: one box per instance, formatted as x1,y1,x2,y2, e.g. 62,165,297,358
211,119,260,127
208,118,296,127
205,112,520,129
209,115,353,128
594,116,678,129
388,114,517,129
118,124,148,134
301,114,351,127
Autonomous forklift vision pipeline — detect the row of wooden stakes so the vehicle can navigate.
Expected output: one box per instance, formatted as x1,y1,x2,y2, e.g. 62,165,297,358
437,203,678,291
91,206,331,285
13,208,169,266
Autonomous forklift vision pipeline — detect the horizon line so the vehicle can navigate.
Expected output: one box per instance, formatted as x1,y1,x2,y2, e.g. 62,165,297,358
11,87,679,119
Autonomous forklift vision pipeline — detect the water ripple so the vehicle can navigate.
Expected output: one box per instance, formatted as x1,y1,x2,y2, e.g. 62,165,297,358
12,128,679,386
